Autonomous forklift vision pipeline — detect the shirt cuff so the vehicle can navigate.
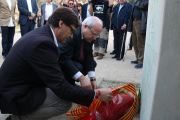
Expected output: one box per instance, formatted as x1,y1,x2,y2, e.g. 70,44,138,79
88,71,95,78
94,90,96,99
72,71,83,80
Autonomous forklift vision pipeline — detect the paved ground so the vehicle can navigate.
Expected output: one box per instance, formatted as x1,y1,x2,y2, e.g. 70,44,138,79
0,30,142,120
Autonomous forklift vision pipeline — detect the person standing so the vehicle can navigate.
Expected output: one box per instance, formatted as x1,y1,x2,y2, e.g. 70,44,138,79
17,0,38,36
111,0,132,60
81,0,92,21
77,3,82,23
41,0,58,26
37,13,42,27
128,0,148,68
89,0,114,60
0,0,16,59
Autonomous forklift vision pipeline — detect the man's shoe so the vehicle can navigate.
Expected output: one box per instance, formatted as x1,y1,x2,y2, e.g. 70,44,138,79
116,57,121,61
128,48,132,50
110,50,116,55
131,60,138,64
93,52,98,57
97,53,104,60
111,55,117,59
135,64,143,68
5,115,11,120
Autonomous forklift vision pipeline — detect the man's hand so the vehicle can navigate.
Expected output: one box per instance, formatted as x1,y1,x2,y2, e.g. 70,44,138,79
78,75,93,90
31,13,36,18
95,89,113,103
91,81,97,90
29,16,33,20
121,24,126,30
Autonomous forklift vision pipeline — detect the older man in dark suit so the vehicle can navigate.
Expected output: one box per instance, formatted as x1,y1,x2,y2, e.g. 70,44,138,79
17,0,38,36
111,0,132,60
58,16,102,90
0,8,113,120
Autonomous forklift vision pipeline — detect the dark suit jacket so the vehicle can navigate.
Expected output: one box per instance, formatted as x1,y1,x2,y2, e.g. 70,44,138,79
81,3,88,21
17,0,38,25
112,2,132,29
58,27,96,77
0,25,94,115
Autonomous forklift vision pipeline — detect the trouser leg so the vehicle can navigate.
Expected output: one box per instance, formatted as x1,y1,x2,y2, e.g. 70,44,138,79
136,21,145,64
113,27,119,56
1,26,9,57
7,27,15,54
99,27,108,55
117,30,125,59
94,37,100,53
132,21,139,62
11,88,72,120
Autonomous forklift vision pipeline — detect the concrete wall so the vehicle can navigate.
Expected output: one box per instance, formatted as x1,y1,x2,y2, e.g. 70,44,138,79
140,0,180,119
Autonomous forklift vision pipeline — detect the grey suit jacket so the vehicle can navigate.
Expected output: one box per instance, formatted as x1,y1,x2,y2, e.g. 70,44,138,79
41,3,58,26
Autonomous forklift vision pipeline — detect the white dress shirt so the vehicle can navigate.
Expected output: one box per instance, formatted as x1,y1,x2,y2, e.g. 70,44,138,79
50,26,58,47
72,27,95,80
118,4,124,16
45,3,53,20
26,0,32,13
6,0,14,27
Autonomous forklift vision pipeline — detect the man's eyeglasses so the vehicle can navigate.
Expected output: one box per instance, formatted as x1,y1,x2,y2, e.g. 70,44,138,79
66,24,76,34
69,3,74,5
88,27,100,38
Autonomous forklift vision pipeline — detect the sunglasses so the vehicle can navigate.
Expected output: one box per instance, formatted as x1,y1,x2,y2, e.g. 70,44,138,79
69,3,74,5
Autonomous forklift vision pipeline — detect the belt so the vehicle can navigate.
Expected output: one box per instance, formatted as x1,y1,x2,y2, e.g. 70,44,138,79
133,18,141,21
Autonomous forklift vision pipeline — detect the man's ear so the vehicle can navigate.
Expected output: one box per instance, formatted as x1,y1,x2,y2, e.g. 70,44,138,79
59,20,64,28
84,24,88,29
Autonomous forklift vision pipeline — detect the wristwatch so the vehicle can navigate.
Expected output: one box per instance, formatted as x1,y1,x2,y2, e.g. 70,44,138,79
90,78,96,81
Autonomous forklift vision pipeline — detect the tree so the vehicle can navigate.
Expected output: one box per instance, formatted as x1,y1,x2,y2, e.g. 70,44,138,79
128,0,135,4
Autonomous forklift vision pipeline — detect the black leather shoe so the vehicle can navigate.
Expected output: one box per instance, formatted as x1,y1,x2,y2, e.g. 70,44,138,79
116,57,121,61
110,50,116,55
111,55,117,59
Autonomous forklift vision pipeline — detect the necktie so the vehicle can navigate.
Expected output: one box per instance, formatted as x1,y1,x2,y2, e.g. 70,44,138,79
79,40,85,61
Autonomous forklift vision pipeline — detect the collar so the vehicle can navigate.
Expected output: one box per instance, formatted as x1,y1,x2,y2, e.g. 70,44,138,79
81,27,83,40
121,1,127,6
46,2,52,5
50,26,58,47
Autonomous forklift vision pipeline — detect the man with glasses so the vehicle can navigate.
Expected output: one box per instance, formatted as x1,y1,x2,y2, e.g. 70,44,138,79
58,16,102,90
0,8,113,120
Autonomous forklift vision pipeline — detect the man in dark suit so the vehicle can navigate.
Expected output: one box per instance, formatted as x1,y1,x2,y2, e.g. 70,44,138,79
81,0,92,21
58,16,102,90
17,0,38,36
41,0,58,26
111,0,132,60
0,8,113,120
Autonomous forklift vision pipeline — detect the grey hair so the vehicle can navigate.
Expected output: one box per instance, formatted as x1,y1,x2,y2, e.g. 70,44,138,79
82,16,103,28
